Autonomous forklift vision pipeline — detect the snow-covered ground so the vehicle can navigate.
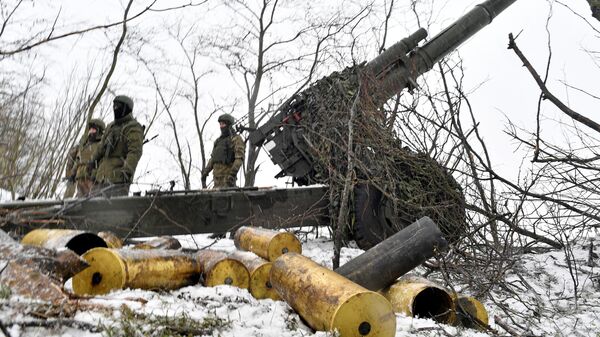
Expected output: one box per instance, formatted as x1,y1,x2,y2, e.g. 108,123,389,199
1,232,599,337
0,189,11,202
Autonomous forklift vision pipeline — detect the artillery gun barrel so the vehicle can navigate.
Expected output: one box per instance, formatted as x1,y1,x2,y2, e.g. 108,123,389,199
248,0,517,149
372,0,517,105
365,28,428,77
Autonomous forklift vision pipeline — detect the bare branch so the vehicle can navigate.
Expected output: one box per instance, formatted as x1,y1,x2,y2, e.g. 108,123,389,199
507,33,600,135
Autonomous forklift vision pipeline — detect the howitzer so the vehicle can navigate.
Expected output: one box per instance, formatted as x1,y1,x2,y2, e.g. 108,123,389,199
250,0,516,184
1,0,516,250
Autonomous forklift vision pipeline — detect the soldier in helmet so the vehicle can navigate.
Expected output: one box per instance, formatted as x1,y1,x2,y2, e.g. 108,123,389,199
74,118,105,197
590,0,600,20
201,113,245,188
91,95,144,197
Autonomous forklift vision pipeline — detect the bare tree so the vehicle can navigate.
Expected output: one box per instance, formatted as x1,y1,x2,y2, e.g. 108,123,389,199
201,0,372,186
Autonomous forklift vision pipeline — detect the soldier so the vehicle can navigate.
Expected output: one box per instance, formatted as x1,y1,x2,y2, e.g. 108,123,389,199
92,95,144,197
590,0,600,20
201,114,245,188
63,146,79,198
74,119,105,197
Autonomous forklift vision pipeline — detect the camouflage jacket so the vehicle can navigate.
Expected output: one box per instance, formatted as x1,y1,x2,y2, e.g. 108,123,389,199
64,146,79,181
75,138,102,180
93,114,144,184
206,133,245,177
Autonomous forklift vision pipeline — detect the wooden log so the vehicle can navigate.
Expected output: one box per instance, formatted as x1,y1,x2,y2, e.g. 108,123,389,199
335,216,448,291
0,229,88,302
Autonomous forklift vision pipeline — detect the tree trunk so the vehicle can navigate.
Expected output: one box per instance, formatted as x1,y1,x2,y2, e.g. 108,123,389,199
0,229,88,302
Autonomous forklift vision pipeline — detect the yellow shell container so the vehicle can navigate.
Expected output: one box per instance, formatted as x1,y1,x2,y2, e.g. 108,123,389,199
234,226,302,262
381,276,455,324
97,231,123,249
196,249,250,288
72,247,200,295
21,229,107,255
229,250,280,300
132,236,182,250
452,295,489,330
271,253,396,337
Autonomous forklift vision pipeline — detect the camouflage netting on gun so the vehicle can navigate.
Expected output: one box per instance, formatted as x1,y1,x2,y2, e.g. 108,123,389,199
283,65,466,245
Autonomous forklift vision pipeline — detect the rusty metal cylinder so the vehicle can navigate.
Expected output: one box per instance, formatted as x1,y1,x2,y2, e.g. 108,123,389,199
453,295,489,330
21,229,107,255
229,250,279,300
382,276,455,324
72,247,200,295
97,231,123,249
196,249,250,288
271,253,396,337
132,236,182,250
234,226,302,261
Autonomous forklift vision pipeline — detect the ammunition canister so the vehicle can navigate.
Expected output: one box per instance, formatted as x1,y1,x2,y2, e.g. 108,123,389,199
132,236,182,250
271,253,396,337
196,249,250,288
453,295,489,330
335,216,448,291
97,231,123,249
234,226,301,261
381,276,455,324
229,250,279,300
21,229,107,255
72,247,200,295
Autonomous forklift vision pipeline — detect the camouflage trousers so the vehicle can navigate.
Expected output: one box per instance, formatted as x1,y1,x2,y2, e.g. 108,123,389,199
76,179,94,198
212,163,237,188
213,174,237,188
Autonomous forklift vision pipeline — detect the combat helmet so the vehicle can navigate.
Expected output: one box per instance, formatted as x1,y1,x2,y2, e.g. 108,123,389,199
218,113,235,126
89,118,106,134
113,95,134,111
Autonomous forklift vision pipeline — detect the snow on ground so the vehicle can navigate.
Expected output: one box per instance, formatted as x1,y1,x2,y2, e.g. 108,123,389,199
0,189,11,202
1,231,599,337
